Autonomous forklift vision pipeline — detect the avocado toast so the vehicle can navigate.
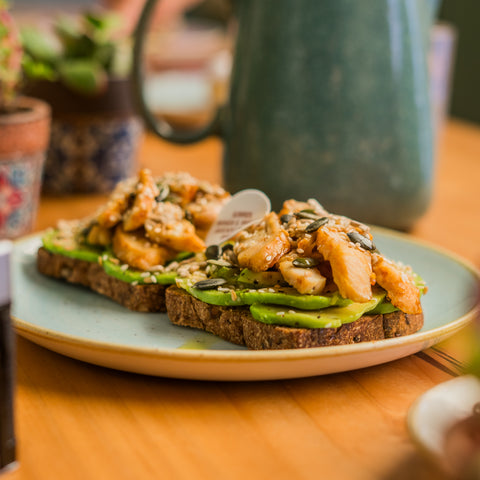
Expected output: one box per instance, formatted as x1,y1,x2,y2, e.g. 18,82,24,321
37,169,229,312
166,199,427,349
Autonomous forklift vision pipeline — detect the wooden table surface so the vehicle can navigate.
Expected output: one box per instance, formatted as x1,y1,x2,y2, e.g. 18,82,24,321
6,119,480,480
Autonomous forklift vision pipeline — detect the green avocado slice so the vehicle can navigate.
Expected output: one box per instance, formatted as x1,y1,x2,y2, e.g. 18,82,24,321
43,230,179,285
42,229,101,262
249,291,385,329
102,256,177,285
176,278,351,310
236,269,285,287
366,301,398,315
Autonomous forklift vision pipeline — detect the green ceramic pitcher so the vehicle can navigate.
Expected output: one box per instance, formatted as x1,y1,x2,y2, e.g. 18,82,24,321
133,0,439,230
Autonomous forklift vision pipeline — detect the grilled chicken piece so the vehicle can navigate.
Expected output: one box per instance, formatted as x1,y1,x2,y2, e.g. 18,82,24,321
145,202,205,253
164,172,200,206
296,236,318,257
316,227,373,303
96,178,136,228
278,253,326,295
123,169,159,232
185,191,230,235
112,226,175,271
278,199,328,217
86,224,112,246
234,212,291,272
372,253,422,314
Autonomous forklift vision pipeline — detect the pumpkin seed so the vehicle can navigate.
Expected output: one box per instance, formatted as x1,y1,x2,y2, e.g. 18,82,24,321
295,210,320,221
80,221,96,237
222,248,238,266
305,217,328,233
292,257,319,268
155,184,170,202
221,243,234,253
205,245,220,259
193,278,228,290
280,214,293,224
184,210,193,223
347,231,375,251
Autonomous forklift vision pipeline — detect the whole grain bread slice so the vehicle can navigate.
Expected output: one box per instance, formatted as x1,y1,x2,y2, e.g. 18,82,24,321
165,285,424,350
37,247,167,312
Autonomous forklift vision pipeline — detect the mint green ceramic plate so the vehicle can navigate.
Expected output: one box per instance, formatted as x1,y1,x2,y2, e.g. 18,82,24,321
11,231,479,381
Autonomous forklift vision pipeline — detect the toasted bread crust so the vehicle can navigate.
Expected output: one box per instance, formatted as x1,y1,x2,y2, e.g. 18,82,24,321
37,247,167,312
165,286,424,350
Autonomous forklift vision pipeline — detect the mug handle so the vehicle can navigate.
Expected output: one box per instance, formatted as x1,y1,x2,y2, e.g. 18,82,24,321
132,0,223,144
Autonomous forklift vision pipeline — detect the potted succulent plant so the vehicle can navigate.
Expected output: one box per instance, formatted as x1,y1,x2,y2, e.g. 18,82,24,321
21,10,142,195
0,0,51,239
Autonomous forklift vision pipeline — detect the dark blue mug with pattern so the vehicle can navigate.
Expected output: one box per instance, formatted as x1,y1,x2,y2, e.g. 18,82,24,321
134,0,439,230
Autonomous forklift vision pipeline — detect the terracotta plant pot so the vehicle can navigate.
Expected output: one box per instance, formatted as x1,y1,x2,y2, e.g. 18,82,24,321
0,97,51,239
24,79,143,195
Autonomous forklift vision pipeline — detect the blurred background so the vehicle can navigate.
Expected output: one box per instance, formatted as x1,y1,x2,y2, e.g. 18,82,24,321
12,0,234,132
10,0,479,132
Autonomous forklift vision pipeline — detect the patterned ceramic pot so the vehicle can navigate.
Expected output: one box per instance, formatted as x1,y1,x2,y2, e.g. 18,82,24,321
24,79,143,195
0,97,51,239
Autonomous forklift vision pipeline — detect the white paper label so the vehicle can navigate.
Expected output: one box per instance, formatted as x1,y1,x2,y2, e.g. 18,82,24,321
205,189,271,246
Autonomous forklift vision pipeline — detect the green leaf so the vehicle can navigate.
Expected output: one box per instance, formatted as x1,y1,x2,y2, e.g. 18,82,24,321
20,28,59,64
92,41,115,69
109,38,131,77
54,15,82,50
84,11,122,42
22,54,57,81
58,59,107,96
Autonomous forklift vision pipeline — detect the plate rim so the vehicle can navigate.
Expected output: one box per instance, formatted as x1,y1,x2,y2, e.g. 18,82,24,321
11,228,480,365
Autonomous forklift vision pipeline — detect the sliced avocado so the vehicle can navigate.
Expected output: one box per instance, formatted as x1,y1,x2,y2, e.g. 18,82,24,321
171,251,195,263
176,278,351,310
102,256,177,285
42,229,101,262
249,291,385,329
209,265,241,283
43,230,178,285
367,301,398,315
177,279,245,306
236,269,285,288
241,289,350,309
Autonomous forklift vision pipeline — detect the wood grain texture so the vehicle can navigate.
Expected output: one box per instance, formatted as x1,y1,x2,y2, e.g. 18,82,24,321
7,120,478,480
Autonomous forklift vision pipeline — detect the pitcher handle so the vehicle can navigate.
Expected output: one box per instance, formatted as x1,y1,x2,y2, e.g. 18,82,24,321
132,0,223,144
